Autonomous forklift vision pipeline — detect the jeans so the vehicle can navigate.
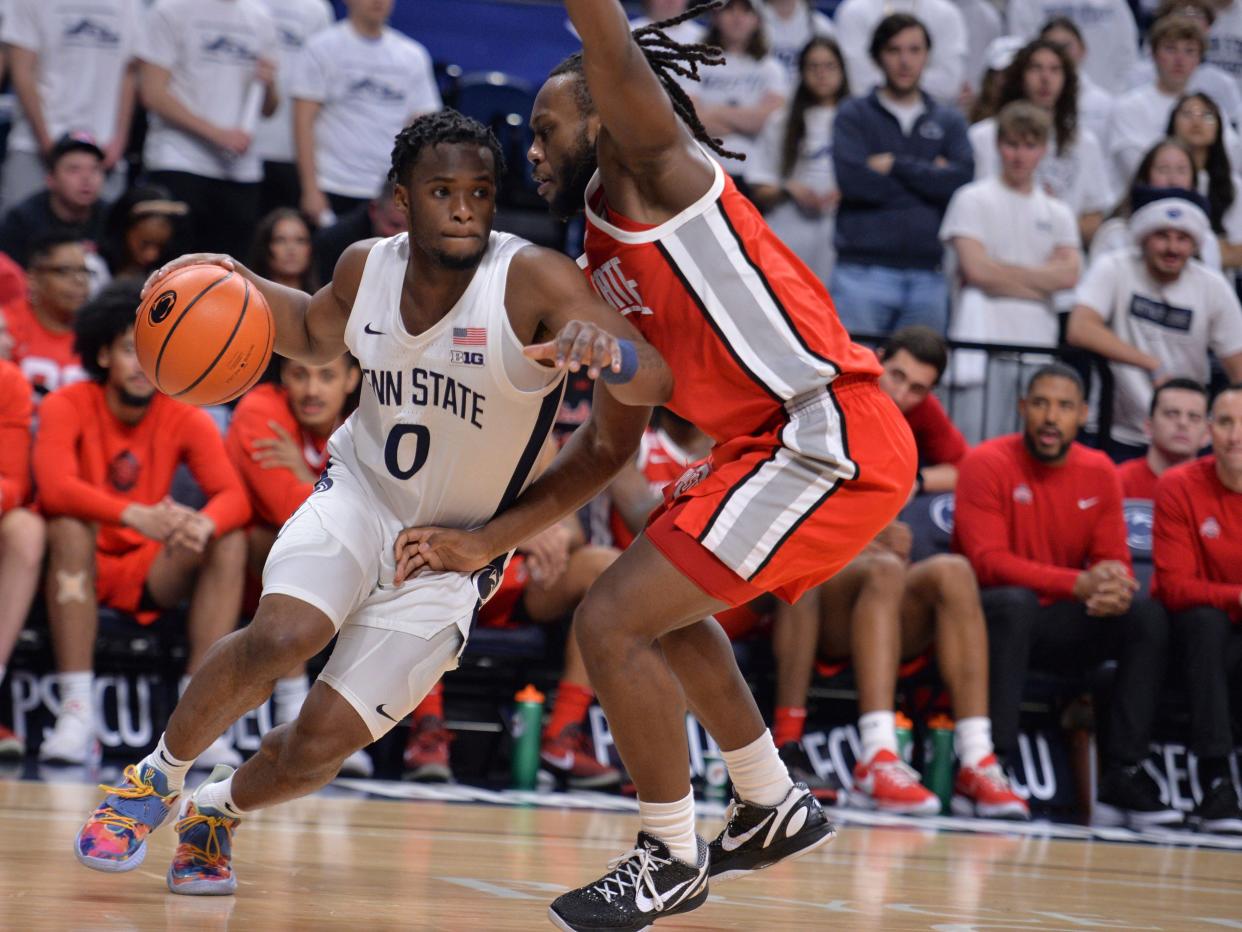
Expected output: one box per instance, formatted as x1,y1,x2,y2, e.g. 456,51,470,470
829,262,948,336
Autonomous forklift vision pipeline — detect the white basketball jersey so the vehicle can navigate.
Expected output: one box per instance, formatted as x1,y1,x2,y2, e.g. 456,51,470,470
330,232,565,529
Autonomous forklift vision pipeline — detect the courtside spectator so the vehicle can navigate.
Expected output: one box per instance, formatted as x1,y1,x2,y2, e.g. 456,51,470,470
799,521,1028,819
834,0,968,105
1067,191,1242,460
955,364,1180,829
98,185,186,279
746,36,847,282
630,0,705,44
291,0,440,223
687,0,787,172
876,326,968,492
969,40,1112,244
1109,17,1213,191
312,179,406,284
33,283,249,766
1008,0,1138,95
1039,17,1114,148
138,0,279,257
761,0,835,86
1,232,90,397
831,13,972,335
1168,92,1242,268
224,353,373,778
0,133,107,267
248,208,317,293
1153,384,1242,834
0,337,44,759
1118,378,1211,499
941,102,1080,441
254,0,334,215
0,0,139,205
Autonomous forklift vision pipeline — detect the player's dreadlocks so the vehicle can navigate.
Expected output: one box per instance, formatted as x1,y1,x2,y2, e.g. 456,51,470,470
388,109,507,186
549,1,743,161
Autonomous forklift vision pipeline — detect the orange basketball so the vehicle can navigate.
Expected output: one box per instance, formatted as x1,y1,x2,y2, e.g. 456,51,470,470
134,264,274,406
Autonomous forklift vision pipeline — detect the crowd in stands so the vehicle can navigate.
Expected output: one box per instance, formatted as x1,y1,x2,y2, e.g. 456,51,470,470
0,0,1240,835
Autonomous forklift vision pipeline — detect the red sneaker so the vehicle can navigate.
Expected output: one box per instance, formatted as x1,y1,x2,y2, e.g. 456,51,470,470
402,715,454,783
0,723,23,761
952,754,1030,820
540,724,622,790
852,749,940,815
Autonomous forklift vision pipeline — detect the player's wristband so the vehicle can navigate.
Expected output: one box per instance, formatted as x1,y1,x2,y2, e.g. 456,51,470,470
601,339,640,384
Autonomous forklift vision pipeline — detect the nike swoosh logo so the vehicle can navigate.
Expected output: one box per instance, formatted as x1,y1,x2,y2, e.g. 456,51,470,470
376,704,399,723
1078,497,1099,510
541,751,575,770
720,811,776,852
364,323,385,335
633,871,702,913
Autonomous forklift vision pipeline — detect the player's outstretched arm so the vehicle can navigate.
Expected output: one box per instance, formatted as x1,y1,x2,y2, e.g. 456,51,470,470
394,383,649,583
507,245,672,406
142,241,371,367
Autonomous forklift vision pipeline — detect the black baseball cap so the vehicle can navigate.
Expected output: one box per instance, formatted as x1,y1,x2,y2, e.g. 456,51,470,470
47,131,105,168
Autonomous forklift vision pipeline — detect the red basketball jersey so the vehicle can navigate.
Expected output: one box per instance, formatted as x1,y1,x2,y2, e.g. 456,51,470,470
583,158,881,446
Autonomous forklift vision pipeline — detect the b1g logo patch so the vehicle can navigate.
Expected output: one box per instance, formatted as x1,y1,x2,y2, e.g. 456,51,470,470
150,290,177,324
450,349,484,367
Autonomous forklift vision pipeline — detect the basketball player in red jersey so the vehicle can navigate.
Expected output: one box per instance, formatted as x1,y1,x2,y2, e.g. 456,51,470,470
396,3,916,927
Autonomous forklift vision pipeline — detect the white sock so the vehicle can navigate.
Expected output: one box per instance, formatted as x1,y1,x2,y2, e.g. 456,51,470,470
273,675,310,725
59,671,93,719
638,792,697,864
195,772,246,820
721,732,795,807
859,711,898,763
142,734,193,795
954,717,993,769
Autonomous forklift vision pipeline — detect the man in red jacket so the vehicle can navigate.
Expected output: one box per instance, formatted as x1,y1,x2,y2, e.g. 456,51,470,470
1152,384,1242,834
1117,378,1209,500
33,283,249,766
954,363,1177,828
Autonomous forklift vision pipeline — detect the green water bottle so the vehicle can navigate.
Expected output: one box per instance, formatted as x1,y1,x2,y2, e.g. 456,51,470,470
511,684,545,790
702,747,729,802
895,711,914,764
926,714,956,814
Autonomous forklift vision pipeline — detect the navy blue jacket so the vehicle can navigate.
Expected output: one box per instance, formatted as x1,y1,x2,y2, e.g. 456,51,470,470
832,89,973,270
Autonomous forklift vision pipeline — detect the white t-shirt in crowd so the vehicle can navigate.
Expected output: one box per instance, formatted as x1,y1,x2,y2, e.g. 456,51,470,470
968,118,1113,218
833,0,967,105
1006,0,1138,95
746,104,837,281
1074,249,1242,443
940,176,1080,347
690,53,786,167
1078,74,1114,151
1126,57,1242,130
628,14,705,47
254,0,334,164
290,21,441,199
761,1,834,88
138,0,278,183
1107,83,1180,191
1208,0,1242,92
1196,169,1242,246
879,93,926,136
1089,215,1224,270
1,0,140,155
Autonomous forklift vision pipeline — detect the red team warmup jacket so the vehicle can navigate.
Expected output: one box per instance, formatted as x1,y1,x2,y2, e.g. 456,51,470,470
904,393,969,467
1116,456,1160,500
953,435,1131,603
0,360,33,512
1152,457,1242,621
2,298,86,398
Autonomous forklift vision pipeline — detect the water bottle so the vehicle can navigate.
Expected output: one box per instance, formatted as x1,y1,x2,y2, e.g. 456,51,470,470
511,684,545,790
702,748,729,802
926,714,956,814
895,711,914,764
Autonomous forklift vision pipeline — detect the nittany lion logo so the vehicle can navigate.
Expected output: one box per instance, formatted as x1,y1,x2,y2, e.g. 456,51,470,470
473,563,503,604
312,474,333,494
1123,499,1154,555
150,290,177,324
929,494,956,535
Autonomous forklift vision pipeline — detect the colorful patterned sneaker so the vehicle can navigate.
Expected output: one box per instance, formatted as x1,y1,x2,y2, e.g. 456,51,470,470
541,724,623,790
708,783,836,881
75,762,179,872
167,765,240,896
851,749,941,815
952,754,1030,820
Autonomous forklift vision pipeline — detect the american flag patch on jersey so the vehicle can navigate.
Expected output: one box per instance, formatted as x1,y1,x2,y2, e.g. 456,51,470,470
453,327,486,346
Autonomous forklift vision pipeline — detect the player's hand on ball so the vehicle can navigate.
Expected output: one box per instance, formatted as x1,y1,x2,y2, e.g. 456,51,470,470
142,254,236,300
394,527,493,583
524,320,623,380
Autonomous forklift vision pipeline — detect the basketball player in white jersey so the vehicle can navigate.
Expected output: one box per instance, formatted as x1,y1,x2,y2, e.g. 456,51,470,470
71,110,671,896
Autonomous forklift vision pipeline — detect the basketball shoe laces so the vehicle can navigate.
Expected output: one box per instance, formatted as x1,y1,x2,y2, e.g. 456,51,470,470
92,764,177,835
173,809,235,871
875,756,923,787
592,845,672,909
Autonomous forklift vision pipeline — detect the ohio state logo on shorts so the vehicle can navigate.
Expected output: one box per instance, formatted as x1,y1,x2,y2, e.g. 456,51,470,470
673,463,711,499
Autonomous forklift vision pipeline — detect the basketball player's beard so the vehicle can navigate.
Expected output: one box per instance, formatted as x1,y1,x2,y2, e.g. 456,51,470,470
550,131,598,221
431,243,488,271
118,387,154,408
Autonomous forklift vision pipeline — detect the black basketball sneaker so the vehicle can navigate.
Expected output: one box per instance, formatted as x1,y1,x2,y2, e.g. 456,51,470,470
547,833,709,931
708,782,836,881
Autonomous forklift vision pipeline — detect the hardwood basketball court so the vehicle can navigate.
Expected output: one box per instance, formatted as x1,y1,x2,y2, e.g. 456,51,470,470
3,776,1240,930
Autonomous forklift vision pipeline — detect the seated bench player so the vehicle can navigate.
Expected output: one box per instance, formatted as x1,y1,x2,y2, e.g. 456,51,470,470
32,282,250,766
1117,378,1209,500
224,353,374,778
